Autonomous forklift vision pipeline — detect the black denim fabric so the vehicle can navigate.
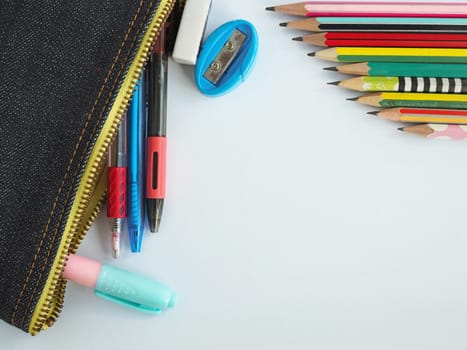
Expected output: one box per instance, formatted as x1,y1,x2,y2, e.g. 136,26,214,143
0,0,161,332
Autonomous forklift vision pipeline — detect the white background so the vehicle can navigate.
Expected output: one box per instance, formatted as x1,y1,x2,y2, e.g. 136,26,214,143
3,0,467,349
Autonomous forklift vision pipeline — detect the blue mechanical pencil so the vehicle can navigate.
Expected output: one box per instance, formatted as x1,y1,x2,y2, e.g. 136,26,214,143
127,77,146,252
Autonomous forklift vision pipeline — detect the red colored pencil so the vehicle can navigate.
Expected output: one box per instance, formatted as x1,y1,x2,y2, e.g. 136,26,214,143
296,33,467,48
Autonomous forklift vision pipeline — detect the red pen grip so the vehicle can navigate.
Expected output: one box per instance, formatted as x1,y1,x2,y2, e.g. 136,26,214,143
146,136,166,199
107,167,127,218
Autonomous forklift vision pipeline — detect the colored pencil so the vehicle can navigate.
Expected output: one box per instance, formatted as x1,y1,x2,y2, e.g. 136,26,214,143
349,92,467,109
330,76,467,93
316,32,467,41
312,47,467,63
369,107,467,124
398,124,467,139
266,2,467,18
324,62,467,78
297,32,467,48
281,16,467,32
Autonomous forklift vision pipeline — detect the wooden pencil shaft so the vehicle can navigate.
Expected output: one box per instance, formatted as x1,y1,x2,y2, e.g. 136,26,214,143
301,33,327,46
400,124,435,137
331,62,370,75
283,18,320,31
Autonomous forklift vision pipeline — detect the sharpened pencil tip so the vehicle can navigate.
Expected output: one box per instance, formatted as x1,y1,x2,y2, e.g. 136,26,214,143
397,127,404,131
308,52,316,57
367,111,379,116
292,36,303,41
279,22,287,27
323,66,338,71
265,6,275,11
327,81,340,86
347,97,358,101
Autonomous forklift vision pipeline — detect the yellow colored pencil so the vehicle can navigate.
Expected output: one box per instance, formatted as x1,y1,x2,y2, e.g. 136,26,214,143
311,47,467,63
349,92,467,108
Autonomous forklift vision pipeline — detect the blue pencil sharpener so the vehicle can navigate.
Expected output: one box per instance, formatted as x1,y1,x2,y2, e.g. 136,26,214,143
195,19,258,97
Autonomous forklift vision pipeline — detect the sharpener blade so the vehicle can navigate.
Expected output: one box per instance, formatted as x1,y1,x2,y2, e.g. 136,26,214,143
203,29,246,85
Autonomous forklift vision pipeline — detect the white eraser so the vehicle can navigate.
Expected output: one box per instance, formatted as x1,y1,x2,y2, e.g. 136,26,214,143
172,0,212,65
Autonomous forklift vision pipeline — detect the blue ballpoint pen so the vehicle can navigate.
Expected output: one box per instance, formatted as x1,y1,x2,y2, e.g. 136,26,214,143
127,77,146,252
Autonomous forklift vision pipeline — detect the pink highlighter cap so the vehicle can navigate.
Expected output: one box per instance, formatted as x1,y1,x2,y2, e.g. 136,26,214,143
63,254,102,289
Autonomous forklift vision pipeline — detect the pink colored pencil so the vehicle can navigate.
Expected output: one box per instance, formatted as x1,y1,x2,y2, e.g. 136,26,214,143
266,2,467,18
399,124,467,140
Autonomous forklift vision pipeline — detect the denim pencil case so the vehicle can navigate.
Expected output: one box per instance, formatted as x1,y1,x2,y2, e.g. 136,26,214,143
0,0,175,335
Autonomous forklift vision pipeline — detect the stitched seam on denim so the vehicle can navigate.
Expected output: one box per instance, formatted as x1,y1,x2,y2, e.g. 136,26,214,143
10,0,147,327
19,0,157,329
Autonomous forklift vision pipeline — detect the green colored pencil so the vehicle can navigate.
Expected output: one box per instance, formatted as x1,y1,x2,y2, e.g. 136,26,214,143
324,62,467,78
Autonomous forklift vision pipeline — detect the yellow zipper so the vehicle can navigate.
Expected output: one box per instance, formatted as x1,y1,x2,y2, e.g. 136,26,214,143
28,0,175,335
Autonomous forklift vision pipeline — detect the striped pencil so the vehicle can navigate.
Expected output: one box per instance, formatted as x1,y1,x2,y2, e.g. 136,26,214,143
311,47,467,63
349,92,467,109
399,124,467,140
330,76,467,93
266,2,467,18
297,32,467,48
369,107,467,124
324,62,467,78
281,16,467,32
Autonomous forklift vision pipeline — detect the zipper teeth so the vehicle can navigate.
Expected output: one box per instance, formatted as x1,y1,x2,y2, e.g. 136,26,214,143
72,194,106,250
31,245,69,333
45,279,66,328
30,0,175,335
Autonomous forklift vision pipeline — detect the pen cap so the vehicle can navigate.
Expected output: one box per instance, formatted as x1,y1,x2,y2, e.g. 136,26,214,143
95,264,176,313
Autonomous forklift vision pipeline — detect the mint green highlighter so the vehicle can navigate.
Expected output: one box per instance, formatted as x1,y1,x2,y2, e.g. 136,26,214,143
63,254,176,313
96,265,177,313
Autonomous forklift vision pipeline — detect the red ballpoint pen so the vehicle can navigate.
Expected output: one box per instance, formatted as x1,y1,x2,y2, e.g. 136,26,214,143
146,27,168,233
107,114,127,258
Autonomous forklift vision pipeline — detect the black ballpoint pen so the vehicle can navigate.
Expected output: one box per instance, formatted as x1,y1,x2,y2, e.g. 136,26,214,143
146,26,168,233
